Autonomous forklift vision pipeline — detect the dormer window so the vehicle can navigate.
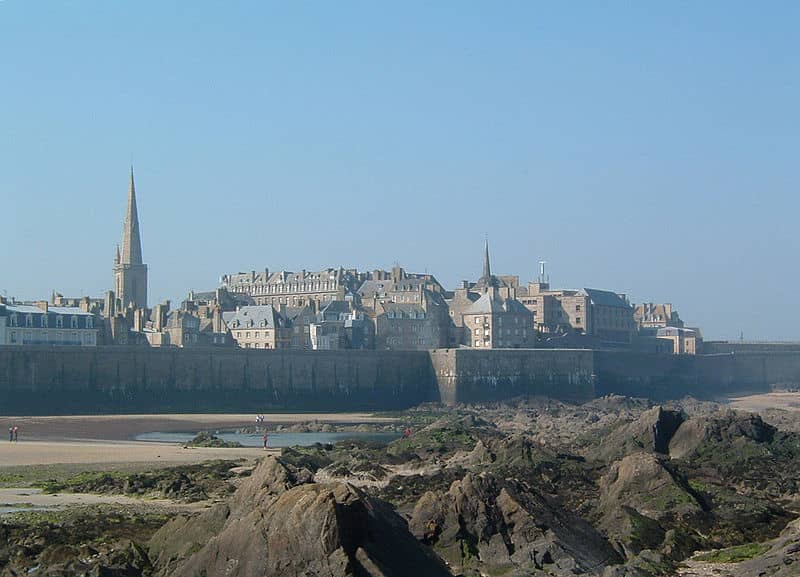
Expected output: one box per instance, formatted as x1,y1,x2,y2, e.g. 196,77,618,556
41,315,48,328
86,317,93,329
25,314,33,327
10,314,17,327
71,316,78,328
56,316,63,328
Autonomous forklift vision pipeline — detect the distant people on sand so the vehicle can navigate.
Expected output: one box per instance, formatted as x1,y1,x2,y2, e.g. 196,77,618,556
262,431,269,449
256,414,265,425
8,427,12,442
13,427,18,442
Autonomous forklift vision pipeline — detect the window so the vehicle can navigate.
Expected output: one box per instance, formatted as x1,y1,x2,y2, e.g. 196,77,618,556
576,317,582,324
475,341,482,347
474,329,480,335
10,314,17,327
71,316,78,328
86,317,93,328
41,315,48,328
475,318,481,325
10,331,17,343
26,314,33,327
576,304,581,311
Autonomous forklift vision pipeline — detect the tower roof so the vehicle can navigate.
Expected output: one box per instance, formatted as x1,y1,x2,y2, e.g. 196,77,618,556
120,166,143,265
476,238,499,289
482,238,491,279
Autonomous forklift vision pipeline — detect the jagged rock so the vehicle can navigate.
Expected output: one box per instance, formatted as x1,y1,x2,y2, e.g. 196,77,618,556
596,453,703,557
410,471,621,576
668,411,775,459
591,406,685,462
159,456,451,577
148,503,231,574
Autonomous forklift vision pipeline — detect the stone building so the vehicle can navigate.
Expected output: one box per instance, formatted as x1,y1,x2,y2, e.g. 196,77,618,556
585,288,636,344
0,299,98,346
518,282,589,337
358,266,449,350
518,282,635,345
446,242,534,349
220,268,366,308
656,326,701,355
634,303,684,332
113,168,148,311
309,300,372,350
222,305,291,349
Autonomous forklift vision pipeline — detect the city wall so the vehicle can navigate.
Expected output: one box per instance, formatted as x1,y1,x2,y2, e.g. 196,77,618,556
0,347,438,414
2,345,800,414
430,348,595,405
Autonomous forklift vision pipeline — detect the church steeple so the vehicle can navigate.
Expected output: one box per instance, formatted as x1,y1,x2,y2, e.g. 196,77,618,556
482,238,491,280
120,166,143,265
476,237,498,290
113,167,148,310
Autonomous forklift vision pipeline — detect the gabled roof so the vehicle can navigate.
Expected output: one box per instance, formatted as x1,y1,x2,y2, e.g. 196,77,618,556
465,292,504,314
223,305,285,329
584,288,630,308
464,292,532,316
2,304,93,316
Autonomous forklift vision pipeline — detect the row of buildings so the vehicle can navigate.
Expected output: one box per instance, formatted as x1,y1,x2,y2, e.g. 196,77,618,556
0,170,702,354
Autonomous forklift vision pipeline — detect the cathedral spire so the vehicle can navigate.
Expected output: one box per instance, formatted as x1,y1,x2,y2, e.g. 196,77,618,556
120,166,143,265
482,237,491,280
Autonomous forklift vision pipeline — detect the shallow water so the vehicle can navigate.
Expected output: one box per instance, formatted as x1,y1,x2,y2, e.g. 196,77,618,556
0,505,55,515
134,430,400,448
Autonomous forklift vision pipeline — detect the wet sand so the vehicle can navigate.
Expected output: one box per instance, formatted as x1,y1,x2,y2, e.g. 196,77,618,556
0,486,209,512
0,412,394,442
726,391,800,412
0,439,275,467
0,412,390,469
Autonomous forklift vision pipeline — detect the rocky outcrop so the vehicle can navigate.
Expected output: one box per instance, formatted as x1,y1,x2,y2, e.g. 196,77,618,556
668,411,775,459
596,453,704,557
409,471,621,576
592,406,685,462
157,456,452,577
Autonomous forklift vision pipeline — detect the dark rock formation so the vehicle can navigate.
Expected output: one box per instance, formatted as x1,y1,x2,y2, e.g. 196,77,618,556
409,471,621,576
592,406,685,462
156,456,452,577
596,453,704,557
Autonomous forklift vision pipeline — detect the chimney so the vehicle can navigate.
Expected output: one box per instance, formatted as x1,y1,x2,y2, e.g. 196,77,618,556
36,301,48,313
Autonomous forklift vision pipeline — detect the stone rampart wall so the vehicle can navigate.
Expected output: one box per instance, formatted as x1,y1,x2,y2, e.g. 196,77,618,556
0,346,437,413
431,348,594,405
3,345,800,414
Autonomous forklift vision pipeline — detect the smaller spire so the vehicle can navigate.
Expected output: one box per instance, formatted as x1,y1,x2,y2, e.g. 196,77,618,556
482,237,491,280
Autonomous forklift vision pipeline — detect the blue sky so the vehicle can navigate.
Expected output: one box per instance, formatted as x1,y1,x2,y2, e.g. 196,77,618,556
1,2,798,340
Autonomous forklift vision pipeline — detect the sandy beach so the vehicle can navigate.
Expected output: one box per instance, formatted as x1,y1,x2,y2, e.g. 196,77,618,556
726,391,800,413
0,439,275,467
0,412,394,442
0,412,392,469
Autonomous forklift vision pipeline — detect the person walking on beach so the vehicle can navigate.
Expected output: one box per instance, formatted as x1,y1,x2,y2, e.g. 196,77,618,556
262,431,268,449
8,427,12,442
12,426,18,442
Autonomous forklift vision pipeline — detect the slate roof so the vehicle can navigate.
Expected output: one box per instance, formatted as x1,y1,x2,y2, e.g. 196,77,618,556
584,288,630,308
223,306,285,329
2,304,93,316
464,292,531,316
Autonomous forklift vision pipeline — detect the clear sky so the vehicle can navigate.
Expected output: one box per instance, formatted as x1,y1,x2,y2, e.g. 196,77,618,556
1,2,798,340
